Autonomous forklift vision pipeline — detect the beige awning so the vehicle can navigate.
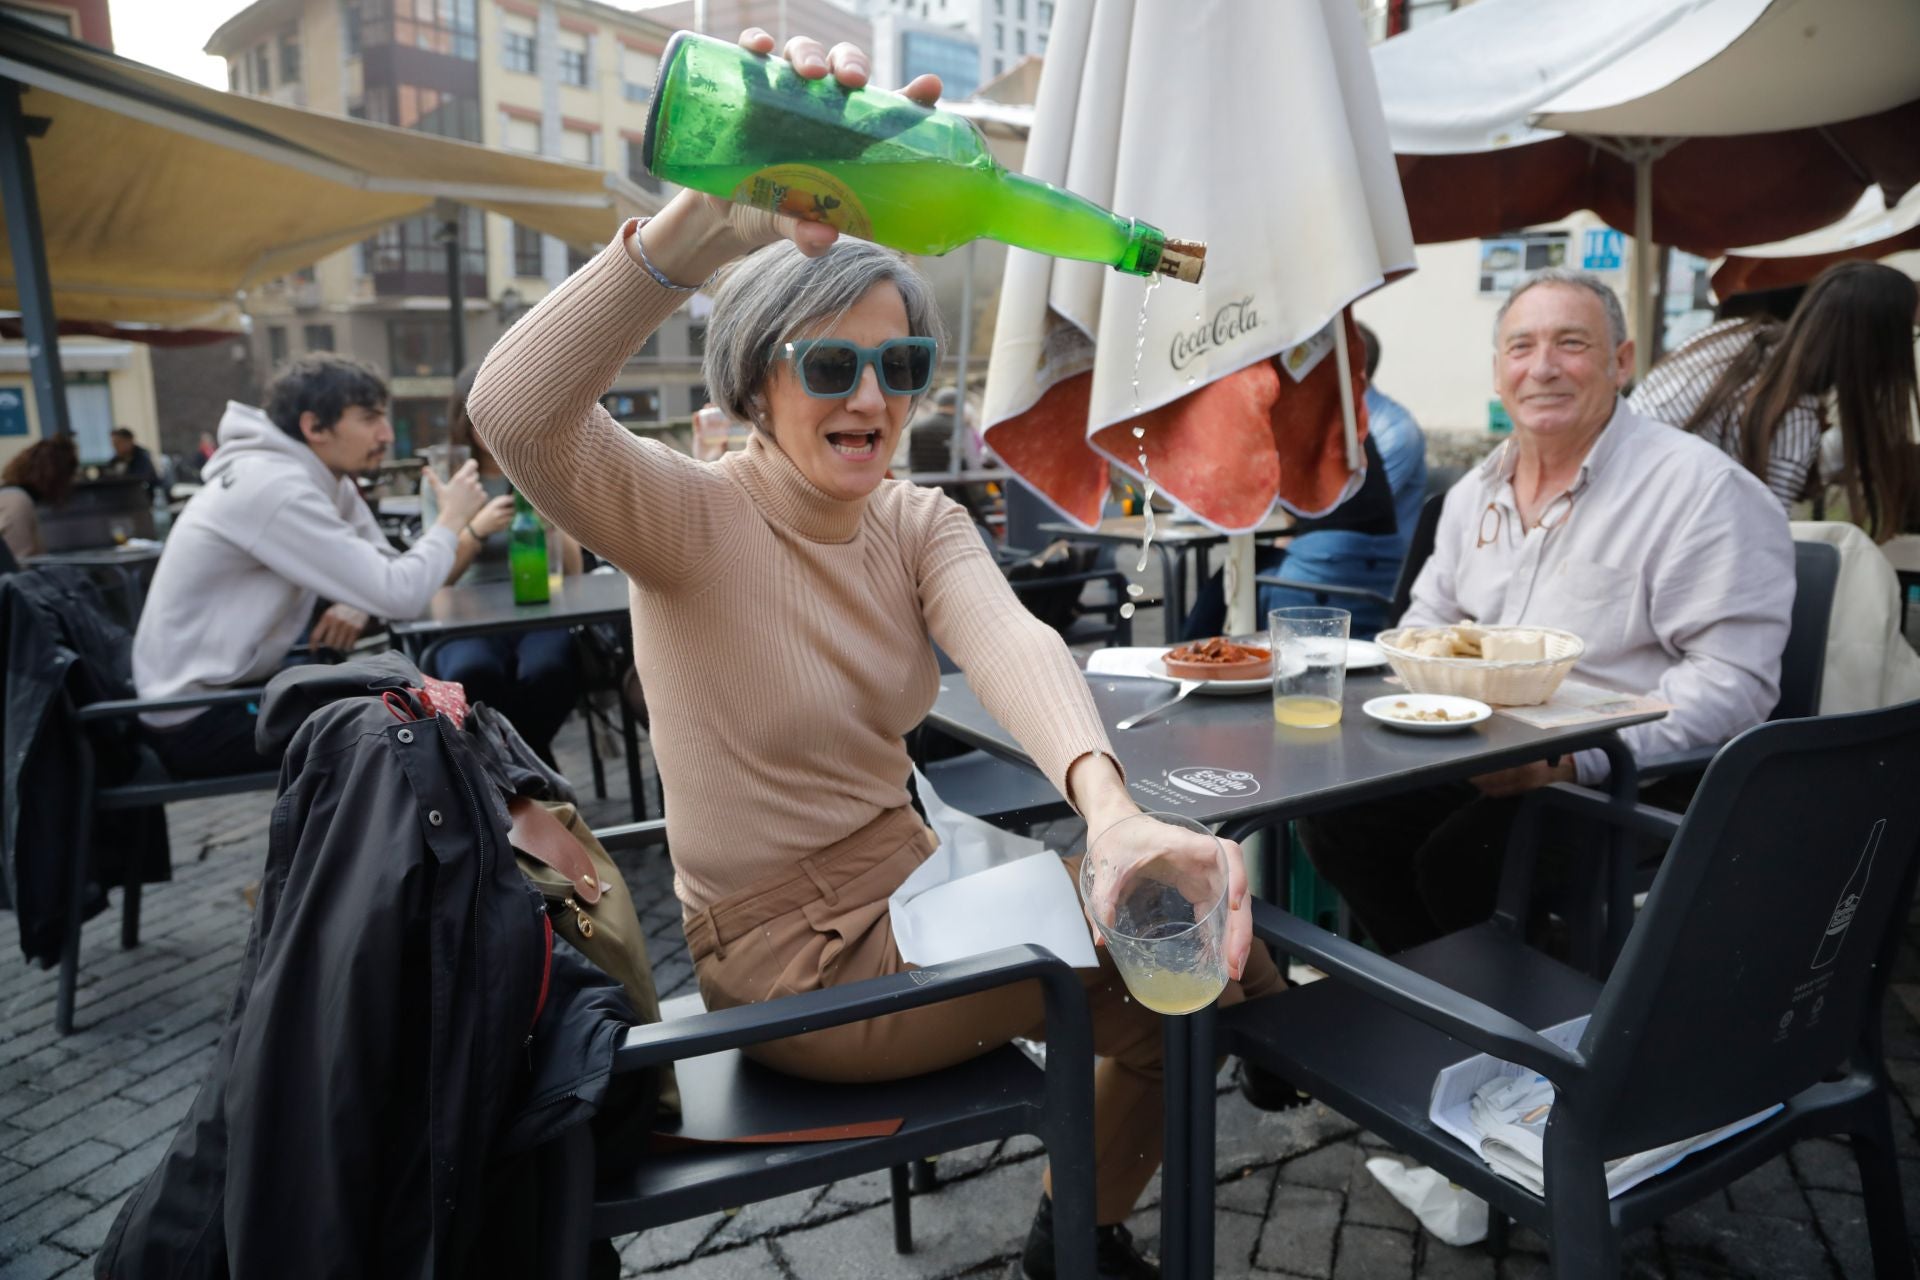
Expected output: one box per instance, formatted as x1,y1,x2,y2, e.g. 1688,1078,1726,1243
0,16,660,332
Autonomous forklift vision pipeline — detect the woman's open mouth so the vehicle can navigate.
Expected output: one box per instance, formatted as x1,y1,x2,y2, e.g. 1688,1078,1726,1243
827,430,880,460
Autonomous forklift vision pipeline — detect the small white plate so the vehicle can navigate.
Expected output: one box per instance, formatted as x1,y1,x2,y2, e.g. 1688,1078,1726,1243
1346,639,1388,671
1362,693,1491,733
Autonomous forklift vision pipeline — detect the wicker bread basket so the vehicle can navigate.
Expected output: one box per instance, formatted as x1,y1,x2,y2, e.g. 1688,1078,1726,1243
1374,625,1585,706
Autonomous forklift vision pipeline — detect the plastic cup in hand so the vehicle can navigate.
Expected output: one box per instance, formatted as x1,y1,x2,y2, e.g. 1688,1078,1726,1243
1271,606,1351,728
1079,812,1230,1015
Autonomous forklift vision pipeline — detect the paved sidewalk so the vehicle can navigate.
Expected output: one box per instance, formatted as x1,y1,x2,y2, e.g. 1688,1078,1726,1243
6,709,1920,1278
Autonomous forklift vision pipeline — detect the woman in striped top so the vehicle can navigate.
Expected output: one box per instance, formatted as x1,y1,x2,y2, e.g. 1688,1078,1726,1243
1629,261,1917,540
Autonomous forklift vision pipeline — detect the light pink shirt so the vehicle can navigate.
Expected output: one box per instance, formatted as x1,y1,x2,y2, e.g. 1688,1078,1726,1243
1405,400,1796,784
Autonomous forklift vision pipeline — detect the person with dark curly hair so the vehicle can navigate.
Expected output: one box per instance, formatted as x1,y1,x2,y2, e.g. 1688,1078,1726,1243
0,433,79,562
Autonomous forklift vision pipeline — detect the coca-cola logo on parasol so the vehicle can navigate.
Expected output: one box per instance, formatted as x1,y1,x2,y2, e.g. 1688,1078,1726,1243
1170,297,1260,372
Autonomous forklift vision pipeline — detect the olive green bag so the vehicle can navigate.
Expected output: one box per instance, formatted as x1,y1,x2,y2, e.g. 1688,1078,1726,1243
507,797,677,1115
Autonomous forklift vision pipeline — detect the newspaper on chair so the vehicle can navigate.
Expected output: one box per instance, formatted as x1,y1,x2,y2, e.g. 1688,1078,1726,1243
1429,1016,1781,1198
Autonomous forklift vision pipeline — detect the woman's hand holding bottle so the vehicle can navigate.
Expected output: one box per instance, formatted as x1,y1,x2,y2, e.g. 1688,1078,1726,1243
634,29,942,285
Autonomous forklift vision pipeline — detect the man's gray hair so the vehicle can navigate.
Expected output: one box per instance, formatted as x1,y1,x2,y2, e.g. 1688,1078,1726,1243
1493,268,1629,350
702,238,947,430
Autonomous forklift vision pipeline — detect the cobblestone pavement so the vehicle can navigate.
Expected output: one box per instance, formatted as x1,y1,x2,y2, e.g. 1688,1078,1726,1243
7,695,1920,1278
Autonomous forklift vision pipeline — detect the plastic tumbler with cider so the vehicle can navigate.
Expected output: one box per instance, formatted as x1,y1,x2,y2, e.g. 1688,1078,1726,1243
1271,606,1351,728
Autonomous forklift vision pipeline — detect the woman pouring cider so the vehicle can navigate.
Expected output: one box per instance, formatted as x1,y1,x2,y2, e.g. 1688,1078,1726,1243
470,29,1278,1279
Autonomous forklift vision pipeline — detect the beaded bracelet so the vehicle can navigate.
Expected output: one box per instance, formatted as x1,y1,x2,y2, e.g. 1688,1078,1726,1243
631,216,706,292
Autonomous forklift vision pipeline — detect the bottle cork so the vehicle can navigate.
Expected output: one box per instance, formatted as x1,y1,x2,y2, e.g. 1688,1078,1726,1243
1155,238,1207,284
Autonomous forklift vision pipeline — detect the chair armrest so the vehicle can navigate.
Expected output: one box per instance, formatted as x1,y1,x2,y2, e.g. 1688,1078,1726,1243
613,944,1088,1074
1634,743,1719,782
1251,899,1585,1082
78,686,269,723
1252,576,1393,609
1532,781,1684,841
592,819,668,855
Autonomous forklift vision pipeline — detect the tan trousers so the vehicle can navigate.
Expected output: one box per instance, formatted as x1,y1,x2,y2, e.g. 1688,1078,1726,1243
684,806,1284,1225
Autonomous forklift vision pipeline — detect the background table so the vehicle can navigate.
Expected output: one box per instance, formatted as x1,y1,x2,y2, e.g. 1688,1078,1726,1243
26,543,163,624
1038,513,1294,642
393,571,645,817
391,570,632,655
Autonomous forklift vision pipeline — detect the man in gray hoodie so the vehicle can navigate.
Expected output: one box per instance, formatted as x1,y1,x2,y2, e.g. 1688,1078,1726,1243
134,355,505,778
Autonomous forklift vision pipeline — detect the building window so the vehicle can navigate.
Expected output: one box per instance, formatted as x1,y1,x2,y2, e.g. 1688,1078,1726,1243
1015,28,1025,54
1038,0,1052,22
994,0,1003,12
689,385,708,414
902,30,979,99
504,31,535,73
621,47,654,103
503,115,541,154
342,0,361,56
304,324,335,352
603,389,661,421
387,0,479,60
513,223,544,276
279,31,301,82
229,64,242,92
688,323,707,356
560,126,594,166
993,57,1003,76
1016,0,1025,18
624,138,661,193
388,84,481,139
252,43,272,92
367,209,486,295
558,31,590,86
268,326,289,367
388,316,457,377
566,244,592,275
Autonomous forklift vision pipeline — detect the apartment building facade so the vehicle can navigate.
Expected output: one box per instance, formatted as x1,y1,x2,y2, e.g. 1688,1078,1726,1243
207,0,701,456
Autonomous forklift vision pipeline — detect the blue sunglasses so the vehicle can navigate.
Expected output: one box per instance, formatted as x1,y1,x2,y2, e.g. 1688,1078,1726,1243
776,337,938,399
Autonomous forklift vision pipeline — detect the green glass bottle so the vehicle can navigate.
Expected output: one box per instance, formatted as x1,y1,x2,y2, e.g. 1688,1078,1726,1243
642,31,1204,282
509,491,550,606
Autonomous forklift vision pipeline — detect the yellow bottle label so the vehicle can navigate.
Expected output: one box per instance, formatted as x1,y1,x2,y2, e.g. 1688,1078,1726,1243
732,164,872,238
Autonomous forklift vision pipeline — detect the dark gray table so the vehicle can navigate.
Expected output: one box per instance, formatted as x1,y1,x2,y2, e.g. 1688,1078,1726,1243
1038,513,1293,642
926,670,1664,1278
390,570,632,654
392,571,645,818
27,543,163,623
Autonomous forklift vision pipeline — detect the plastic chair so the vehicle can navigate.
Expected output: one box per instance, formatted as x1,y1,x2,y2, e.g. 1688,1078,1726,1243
541,819,1098,1279
1253,490,1446,636
1213,700,1920,1279
65,687,279,1033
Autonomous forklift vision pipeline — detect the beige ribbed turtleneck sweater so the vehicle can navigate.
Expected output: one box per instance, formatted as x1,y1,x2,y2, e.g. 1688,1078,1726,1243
470,221,1115,914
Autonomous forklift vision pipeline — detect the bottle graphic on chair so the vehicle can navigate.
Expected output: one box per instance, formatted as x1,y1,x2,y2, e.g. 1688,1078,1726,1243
1811,818,1886,970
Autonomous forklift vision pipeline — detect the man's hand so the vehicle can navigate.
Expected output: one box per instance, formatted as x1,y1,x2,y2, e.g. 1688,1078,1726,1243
1471,758,1576,798
427,459,490,531
467,493,514,541
309,603,369,654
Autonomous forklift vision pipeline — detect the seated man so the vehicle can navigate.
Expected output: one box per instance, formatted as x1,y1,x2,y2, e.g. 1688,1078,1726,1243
107,427,162,504
134,355,505,779
1182,323,1427,638
1300,269,1795,955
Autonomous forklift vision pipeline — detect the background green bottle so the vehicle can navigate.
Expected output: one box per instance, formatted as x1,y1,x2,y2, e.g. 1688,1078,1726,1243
509,491,550,606
642,31,1204,282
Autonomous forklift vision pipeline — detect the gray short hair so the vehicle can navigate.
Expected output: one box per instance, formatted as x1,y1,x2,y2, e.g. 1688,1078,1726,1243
1493,268,1629,350
702,239,947,430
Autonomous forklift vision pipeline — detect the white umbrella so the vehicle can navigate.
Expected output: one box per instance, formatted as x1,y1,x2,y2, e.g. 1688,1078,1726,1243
1713,183,1920,296
1375,0,1920,375
980,0,1414,634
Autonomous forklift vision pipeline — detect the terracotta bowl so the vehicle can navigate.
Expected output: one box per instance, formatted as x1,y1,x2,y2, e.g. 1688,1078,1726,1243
1161,641,1273,683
